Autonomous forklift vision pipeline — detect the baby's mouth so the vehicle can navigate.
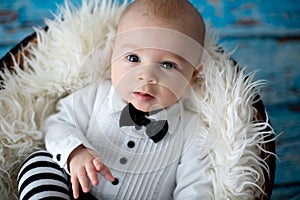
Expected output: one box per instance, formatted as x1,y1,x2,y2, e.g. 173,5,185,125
133,92,155,102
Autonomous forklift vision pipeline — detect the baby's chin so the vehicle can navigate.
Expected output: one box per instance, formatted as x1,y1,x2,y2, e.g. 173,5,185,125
128,101,153,112
129,100,166,113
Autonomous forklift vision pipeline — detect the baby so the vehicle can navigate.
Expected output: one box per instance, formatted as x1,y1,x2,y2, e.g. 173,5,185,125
18,0,212,199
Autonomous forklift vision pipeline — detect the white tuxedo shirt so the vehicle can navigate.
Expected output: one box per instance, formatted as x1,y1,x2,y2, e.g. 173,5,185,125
45,80,213,199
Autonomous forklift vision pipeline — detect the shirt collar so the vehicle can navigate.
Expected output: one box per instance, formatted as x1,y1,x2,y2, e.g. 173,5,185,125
107,86,182,134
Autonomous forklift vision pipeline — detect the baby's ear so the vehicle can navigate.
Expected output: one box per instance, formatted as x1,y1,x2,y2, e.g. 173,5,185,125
192,70,198,79
190,68,198,83
196,64,202,72
193,64,202,77
191,65,202,83
110,39,115,61
110,39,115,50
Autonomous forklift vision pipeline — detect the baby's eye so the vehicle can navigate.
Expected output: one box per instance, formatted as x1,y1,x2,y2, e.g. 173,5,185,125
160,62,176,70
126,54,140,62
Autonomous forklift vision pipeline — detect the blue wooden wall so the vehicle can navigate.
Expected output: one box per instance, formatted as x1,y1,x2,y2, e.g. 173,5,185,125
1,0,299,199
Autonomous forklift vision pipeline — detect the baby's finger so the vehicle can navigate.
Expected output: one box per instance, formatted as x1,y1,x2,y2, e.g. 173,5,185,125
100,165,115,182
77,168,90,193
71,176,79,199
86,162,99,186
93,158,114,182
93,158,104,171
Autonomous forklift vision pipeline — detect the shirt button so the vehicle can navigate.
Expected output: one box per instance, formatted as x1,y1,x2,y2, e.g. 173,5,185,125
119,157,127,164
127,141,135,148
112,178,119,185
56,154,61,161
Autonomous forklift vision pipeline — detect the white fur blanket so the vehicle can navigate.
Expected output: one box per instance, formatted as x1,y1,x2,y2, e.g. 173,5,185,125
0,0,275,199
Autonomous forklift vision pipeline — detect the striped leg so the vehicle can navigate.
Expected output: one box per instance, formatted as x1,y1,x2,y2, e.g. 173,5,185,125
17,150,71,200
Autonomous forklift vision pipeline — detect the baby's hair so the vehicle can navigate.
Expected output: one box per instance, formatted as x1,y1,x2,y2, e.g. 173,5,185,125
142,0,184,18
120,0,205,45
127,0,189,18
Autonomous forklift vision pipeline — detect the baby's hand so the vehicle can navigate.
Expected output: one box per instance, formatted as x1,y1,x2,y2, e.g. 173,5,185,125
68,145,114,199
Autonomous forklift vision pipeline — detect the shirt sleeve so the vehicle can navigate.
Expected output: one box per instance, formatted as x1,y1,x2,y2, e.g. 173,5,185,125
44,81,100,170
173,114,214,200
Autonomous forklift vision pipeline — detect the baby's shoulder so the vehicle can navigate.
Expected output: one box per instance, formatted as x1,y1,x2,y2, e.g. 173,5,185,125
76,79,111,95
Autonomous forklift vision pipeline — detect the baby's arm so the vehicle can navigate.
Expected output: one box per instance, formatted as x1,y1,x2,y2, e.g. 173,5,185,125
174,151,213,199
44,82,98,170
173,115,214,199
44,81,113,198
68,145,114,199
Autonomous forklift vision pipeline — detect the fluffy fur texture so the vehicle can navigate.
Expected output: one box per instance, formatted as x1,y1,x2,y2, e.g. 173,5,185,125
0,0,274,199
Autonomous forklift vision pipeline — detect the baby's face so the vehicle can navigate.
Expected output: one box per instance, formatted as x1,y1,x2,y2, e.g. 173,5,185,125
111,43,196,112
110,7,203,112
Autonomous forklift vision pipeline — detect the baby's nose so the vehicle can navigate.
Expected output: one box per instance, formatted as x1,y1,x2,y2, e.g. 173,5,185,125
137,64,159,84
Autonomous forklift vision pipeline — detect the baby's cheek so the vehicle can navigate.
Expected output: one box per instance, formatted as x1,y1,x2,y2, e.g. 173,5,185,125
162,76,190,98
114,85,129,102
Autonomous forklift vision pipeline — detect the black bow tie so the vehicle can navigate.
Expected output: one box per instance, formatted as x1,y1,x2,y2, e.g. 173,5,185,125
119,103,168,143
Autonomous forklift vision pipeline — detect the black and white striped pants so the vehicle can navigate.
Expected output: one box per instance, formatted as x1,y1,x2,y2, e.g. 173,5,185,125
17,150,97,200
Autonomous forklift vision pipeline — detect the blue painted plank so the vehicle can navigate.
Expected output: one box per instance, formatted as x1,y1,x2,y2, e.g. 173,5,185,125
272,185,300,200
191,0,300,37
0,0,81,56
221,38,300,105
